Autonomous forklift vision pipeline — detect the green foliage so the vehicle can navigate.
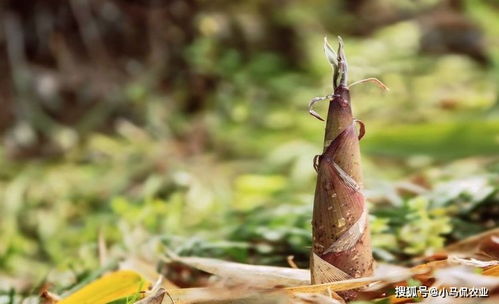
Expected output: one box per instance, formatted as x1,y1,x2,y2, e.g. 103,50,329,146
362,121,499,160
398,197,452,255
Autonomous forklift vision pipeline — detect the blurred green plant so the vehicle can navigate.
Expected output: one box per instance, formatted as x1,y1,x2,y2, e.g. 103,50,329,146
398,197,452,255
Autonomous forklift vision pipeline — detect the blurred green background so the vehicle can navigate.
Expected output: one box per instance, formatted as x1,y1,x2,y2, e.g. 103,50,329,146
0,0,498,295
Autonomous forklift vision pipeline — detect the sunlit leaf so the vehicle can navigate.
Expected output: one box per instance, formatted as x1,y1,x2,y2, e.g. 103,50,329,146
58,271,148,304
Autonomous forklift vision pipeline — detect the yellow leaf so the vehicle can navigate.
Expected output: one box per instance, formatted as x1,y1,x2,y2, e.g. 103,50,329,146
59,270,148,304
483,265,499,277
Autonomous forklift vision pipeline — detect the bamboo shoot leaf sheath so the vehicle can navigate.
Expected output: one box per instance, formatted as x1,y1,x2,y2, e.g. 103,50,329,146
310,37,376,300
